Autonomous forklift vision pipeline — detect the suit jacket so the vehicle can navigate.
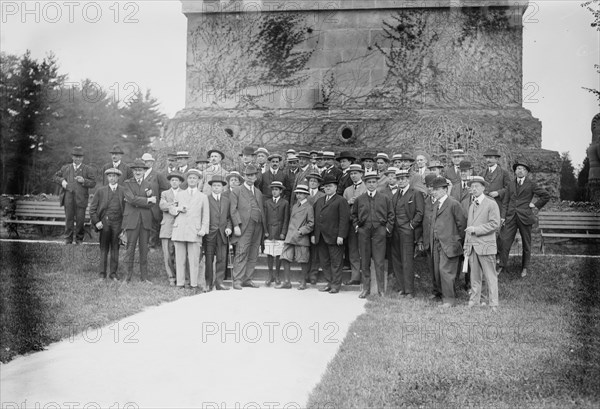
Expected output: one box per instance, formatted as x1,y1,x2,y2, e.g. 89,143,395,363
53,163,97,208
229,184,264,235
321,165,342,182
89,185,125,225
202,166,229,195
480,165,510,209
351,191,394,232
284,199,314,247
343,182,367,211
145,168,169,221
445,165,462,186
411,168,429,194
501,176,550,225
122,178,155,230
102,162,133,185
313,194,350,245
206,194,232,243
336,170,353,196
430,196,467,258
307,189,325,206
392,186,424,230
263,197,290,239
420,194,437,249
159,188,182,238
451,180,473,217
171,188,210,242
464,195,500,256
259,168,289,200
377,184,398,199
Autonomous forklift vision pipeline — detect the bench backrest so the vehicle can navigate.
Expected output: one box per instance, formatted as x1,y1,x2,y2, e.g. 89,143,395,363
539,212,600,231
15,200,91,220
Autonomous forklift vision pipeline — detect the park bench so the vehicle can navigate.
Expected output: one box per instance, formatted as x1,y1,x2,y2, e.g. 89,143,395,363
538,211,600,254
4,200,92,239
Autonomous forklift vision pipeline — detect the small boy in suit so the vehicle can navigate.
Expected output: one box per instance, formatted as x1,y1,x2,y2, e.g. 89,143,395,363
263,181,290,286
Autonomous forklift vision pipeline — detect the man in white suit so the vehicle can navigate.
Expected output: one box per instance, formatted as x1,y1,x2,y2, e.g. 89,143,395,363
171,169,210,292
159,171,184,286
463,176,501,310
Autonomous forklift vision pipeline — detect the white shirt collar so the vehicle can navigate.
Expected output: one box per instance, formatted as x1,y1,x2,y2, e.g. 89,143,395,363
488,164,497,172
299,198,307,205
273,196,279,203
109,183,118,190
113,160,121,167
402,185,410,195
474,193,485,204
438,194,448,207
368,190,377,197
212,192,220,200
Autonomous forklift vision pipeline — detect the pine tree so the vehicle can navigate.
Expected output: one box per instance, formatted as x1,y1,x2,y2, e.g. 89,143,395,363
559,152,578,201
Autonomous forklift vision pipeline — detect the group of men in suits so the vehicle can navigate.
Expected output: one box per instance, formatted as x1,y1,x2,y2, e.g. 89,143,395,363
54,145,551,308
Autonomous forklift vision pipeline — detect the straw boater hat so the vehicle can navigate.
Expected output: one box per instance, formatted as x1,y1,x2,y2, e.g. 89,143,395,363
384,166,399,175
363,171,379,181
375,153,390,162
254,147,269,156
104,168,122,176
226,171,244,184
167,171,185,182
347,164,364,173
297,151,311,159
208,175,227,186
185,169,203,178
286,154,299,162
395,169,410,178
392,152,415,162
322,151,335,159
467,176,488,187
428,160,444,169
294,184,310,195
451,149,465,157
270,181,285,190
176,151,191,159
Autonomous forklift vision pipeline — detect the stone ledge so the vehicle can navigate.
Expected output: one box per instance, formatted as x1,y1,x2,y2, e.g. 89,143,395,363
182,0,530,14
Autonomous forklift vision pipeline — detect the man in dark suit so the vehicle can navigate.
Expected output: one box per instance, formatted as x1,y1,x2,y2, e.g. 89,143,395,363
306,173,325,284
430,176,467,308
204,175,233,291
90,168,125,280
142,153,170,249
259,154,288,200
52,146,97,244
122,159,157,283
101,144,132,185
352,172,394,298
283,154,301,196
229,165,264,289
451,160,475,290
420,174,439,299
445,148,465,188
390,169,424,298
312,175,350,294
321,151,342,182
335,151,356,195
499,161,550,277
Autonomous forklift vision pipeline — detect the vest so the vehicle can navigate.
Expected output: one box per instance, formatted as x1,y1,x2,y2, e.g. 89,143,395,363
106,188,122,221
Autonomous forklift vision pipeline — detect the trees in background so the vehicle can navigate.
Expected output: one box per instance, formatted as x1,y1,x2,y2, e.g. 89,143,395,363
0,51,167,195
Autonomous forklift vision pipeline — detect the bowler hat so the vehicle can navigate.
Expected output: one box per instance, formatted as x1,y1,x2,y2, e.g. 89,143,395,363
512,161,531,172
167,171,185,182
207,149,225,160
270,181,285,190
348,164,364,173
467,176,488,187
254,147,269,156
130,159,148,170
321,175,338,185
239,146,256,157
431,176,449,189
208,175,227,186
459,160,473,171
226,171,245,184
104,167,122,176
336,151,356,162
424,174,437,187
306,173,323,182
363,171,379,181
141,153,155,162
483,148,501,157
294,184,310,195
71,146,84,156
243,165,259,175
109,144,124,154
268,153,284,161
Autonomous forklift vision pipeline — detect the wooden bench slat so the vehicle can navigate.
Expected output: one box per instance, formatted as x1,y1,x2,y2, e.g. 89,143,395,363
541,233,600,239
539,212,599,217
6,220,91,226
538,212,600,254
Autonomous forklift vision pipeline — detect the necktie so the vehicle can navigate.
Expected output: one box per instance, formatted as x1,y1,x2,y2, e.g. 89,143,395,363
463,182,467,189
519,179,523,186
137,179,142,185
216,195,220,205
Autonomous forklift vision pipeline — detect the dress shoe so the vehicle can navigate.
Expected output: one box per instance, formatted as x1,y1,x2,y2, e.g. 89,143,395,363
405,293,414,299
358,290,370,299
310,278,317,285
109,274,119,282
232,282,243,290
98,272,107,279
344,280,361,286
329,288,340,294
298,282,307,290
275,282,292,289
521,268,528,278
242,280,259,288
265,275,275,287
194,287,207,294
319,286,332,292
215,283,230,291
398,291,405,296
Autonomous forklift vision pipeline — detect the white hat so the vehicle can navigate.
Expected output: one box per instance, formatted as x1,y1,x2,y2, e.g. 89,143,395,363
141,153,155,162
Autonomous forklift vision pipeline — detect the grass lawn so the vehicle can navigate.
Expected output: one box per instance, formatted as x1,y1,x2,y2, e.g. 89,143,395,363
307,256,600,408
0,241,189,363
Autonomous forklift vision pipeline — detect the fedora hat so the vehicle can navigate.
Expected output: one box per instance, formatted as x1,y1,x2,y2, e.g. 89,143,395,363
294,184,310,195
270,181,285,190
483,148,501,157
467,175,488,187
195,157,209,164
361,153,375,161
363,171,379,181
130,158,148,170
512,161,531,172
141,153,155,162
268,153,284,161
348,164,364,173
207,149,225,160
109,144,124,154
226,171,245,184
104,167,122,176
167,171,185,182
71,146,84,156
459,160,473,171
239,146,256,157
375,153,390,162
243,165,259,175
336,151,356,162
428,160,444,169
392,152,415,162
176,151,191,159
306,173,323,182
287,154,299,162
431,176,449,189
321,175,338,185
424,173,437,187
208,175,227,186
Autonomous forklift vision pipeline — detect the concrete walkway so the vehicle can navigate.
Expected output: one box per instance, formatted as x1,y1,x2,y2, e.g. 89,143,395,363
1,287,366,408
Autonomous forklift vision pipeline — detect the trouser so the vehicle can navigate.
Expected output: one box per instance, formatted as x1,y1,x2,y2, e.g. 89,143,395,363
125,225,150,281
391,224,415,294
307,243,320,282
232,219,263,284
347,227,361,281
318,240,344,290
98,217,122,276
427,247,441,297
174,241,204,288
150,213,161,248
358,225,387,293
161,238,176,282
432,239,459,305
468,250,499,307
205,233,227,287
500,217,532,270
63,194,86,242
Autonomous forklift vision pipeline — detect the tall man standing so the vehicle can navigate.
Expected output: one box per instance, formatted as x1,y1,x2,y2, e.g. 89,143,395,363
102,144,132,185
229,165,264,289
430,176,467,308
499,161,550,277
343,164,367,285
122,159,156,283
142,153,169,249
312,175,350,294
204,175,232,291
53,146,97,244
